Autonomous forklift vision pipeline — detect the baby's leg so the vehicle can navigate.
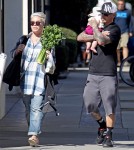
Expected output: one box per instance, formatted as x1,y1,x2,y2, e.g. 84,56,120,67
90,41,97,53
86,42,91,53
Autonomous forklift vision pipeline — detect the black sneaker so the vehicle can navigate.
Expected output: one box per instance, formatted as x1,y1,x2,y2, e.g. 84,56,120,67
103,134,113,147
96,128,106,145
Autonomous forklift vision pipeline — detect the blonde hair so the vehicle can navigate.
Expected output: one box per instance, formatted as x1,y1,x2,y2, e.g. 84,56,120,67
31,12,46,25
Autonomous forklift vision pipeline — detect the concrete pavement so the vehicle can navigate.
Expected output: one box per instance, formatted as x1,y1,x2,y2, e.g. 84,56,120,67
0,66,134,150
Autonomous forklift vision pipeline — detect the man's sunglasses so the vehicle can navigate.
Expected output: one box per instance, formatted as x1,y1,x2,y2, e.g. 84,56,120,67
31,21,42,26
102,13,111,16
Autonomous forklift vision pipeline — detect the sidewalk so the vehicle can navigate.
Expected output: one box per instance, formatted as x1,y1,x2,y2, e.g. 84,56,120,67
0,67,134,149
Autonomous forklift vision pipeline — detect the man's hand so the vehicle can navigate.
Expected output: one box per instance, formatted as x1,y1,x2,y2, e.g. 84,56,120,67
77,31,94,42
102,31,110,36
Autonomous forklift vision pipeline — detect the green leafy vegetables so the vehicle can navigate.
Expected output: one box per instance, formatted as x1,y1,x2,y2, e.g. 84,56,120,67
36,24,63,64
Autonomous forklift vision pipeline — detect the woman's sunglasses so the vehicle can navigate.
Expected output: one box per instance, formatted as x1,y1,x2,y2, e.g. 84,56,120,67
31,21,42,26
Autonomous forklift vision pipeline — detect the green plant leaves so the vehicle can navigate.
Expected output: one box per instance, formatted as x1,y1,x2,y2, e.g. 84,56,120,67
36,24,63,64
41,24,63,50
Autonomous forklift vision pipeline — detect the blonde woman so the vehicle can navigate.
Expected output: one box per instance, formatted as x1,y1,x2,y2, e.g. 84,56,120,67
15,12,48,146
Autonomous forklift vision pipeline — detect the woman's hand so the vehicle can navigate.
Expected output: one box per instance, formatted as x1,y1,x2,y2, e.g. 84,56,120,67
15,44,25,55
46,50,51,59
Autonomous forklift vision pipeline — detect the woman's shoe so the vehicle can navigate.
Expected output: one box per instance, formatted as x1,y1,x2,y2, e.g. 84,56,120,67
28,136,39,147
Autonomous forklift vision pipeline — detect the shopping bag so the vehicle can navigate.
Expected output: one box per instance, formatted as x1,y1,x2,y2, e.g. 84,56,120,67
45,53,56,74
0,53,7,90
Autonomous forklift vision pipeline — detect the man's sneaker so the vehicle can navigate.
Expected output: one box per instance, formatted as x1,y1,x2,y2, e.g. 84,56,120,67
103,134,113,147
96,128,106,145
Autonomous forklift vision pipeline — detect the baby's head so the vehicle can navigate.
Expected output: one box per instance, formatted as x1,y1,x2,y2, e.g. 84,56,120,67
88,7,102,23
88,6,104,28
88,16,101,24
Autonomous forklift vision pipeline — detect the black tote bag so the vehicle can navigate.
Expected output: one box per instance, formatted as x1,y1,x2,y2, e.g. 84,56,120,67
3,35,28,91
3,56,21,90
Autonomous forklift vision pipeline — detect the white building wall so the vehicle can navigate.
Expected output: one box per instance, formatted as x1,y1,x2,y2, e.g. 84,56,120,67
0,2,2,54
4,0,28,94
0,0,6,119
4,0,23,56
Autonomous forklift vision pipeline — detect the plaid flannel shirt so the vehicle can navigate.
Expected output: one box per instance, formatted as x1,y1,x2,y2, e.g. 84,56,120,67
20,38,45,95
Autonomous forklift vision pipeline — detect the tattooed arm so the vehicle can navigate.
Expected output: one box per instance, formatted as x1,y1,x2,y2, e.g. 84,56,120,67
93,28,111,45
77,31,94,42
89,18,111,45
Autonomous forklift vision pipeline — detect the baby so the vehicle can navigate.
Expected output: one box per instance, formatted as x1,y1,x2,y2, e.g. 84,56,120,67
85,7,109,53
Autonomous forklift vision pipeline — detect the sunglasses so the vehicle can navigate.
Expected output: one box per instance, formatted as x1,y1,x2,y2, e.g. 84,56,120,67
102,13,111,16
31,21,42,26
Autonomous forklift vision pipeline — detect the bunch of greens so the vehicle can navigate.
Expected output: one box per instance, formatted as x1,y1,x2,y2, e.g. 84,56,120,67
37,24,63,64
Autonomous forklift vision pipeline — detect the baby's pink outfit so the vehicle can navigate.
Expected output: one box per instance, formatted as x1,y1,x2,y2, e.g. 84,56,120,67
85,25,103,35
85,25,94,35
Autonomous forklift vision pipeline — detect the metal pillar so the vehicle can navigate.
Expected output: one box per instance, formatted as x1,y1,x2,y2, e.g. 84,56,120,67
41,0,45,12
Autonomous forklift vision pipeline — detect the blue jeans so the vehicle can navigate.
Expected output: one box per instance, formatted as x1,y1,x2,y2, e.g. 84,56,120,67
22,94,44,136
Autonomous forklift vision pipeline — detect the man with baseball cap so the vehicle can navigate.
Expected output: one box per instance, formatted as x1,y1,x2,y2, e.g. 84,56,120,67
77,2,121,147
